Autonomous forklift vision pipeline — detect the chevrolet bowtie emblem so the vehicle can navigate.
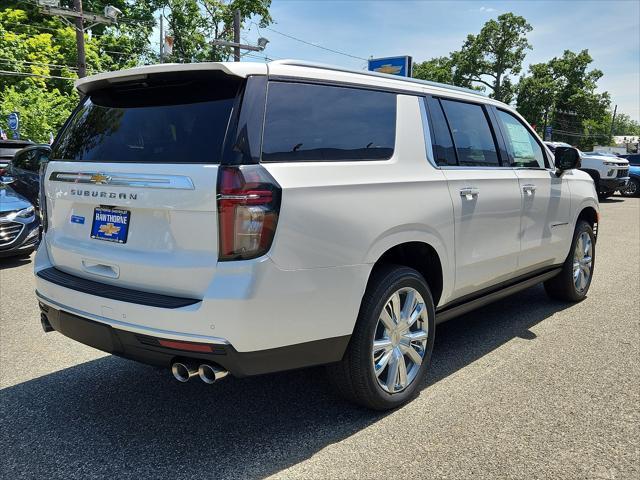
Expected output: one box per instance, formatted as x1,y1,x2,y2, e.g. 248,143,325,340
90,173,111,185
98,223,121,236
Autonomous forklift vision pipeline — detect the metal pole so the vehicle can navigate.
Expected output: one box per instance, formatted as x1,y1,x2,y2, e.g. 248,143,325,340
609,104,617,145
233,9,240,62
73,0,86,78
159,13,164,63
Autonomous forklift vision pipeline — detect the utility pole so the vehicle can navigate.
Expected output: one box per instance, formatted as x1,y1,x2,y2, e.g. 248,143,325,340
73,0,86,77
233,9,241,62
609,104,618,145
159,13,164,63
38,1,122,78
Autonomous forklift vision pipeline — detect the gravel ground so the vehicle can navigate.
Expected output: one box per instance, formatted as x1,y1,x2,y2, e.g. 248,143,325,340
1,197,638,480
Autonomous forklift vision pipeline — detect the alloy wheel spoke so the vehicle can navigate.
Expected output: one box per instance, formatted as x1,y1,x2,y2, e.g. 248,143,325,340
379,309,395,332
390,292,401,324
400,343,423,366
405,330,428,344
375,349,393,376
397,354,408,388
373,338,393,354
407,302,425,329
386,350,401,391
401,290,416,321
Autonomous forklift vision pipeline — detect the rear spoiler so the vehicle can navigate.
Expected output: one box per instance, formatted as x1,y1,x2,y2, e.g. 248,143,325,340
75,62,267,96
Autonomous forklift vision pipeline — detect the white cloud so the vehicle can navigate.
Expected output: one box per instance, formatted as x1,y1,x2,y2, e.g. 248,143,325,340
479,6,497,12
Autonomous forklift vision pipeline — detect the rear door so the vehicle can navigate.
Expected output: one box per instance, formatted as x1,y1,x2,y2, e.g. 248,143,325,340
494,108,571,270
42,71,243,298
427,97,522,299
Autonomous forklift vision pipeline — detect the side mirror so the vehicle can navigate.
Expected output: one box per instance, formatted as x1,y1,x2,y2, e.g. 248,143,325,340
1,176,15,185
555,147,581,173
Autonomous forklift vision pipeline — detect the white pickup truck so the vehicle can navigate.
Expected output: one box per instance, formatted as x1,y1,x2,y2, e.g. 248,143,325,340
545,142,630,199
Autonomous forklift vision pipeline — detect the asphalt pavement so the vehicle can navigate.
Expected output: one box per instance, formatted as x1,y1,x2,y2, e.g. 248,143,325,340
1,197,638,480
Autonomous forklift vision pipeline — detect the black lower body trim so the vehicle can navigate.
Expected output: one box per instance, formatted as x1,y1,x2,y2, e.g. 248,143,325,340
435,266,562,324
36,267,201,309
39,302,350,377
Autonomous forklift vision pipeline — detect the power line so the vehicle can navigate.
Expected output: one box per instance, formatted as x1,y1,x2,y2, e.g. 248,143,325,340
255,23,367,61
0,57,80,71
0,69,75,81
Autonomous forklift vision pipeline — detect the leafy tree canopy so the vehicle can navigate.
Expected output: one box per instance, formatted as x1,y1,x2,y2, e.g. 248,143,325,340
516,49,611,149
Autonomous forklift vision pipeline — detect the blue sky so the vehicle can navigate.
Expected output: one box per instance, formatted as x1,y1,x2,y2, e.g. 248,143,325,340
237,0,639,121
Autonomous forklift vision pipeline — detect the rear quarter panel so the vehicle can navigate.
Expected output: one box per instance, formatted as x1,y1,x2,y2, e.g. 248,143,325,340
263,95,455,306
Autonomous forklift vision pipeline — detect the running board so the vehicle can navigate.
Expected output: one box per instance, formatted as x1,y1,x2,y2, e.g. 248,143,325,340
435,267,562,324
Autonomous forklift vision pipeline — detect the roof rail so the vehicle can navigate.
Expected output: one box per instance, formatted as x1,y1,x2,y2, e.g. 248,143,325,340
270,59,485,97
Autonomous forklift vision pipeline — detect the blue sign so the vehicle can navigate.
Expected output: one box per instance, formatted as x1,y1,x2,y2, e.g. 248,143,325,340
368,56,413,77
544,126,553,141
7,112,19,131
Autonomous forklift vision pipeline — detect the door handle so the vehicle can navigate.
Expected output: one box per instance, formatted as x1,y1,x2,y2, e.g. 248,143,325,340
522,184,537,196
459,187,479,200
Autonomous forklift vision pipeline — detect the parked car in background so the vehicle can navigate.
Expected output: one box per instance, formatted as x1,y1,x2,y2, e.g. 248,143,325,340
0,183,40,258
0,139,34,177
36,60,598,410
545,142,629,199
5,144,51,207
620,153,640,197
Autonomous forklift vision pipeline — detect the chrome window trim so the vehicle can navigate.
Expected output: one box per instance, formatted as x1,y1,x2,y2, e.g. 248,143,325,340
49,172,195,190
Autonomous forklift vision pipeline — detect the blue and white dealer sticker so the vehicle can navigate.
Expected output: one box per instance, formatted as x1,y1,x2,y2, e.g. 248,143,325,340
90,207,130,244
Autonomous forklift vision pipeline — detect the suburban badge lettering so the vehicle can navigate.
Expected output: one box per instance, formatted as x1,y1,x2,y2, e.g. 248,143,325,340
70,188,138,200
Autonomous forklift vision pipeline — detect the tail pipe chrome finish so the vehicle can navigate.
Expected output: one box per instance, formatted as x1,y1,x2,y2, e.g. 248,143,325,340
198,364,229,384
171,361,199,383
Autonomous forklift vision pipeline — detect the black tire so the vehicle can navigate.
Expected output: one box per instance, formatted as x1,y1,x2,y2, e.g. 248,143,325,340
622,178,640,197
544,220,595,302
598,190,612,200
327,265,436,410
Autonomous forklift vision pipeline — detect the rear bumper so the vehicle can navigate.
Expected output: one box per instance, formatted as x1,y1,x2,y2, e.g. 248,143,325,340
34,242,368,354
38,300,349,376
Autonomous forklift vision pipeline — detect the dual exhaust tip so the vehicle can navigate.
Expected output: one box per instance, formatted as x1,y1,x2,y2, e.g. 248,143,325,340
171,361,229,384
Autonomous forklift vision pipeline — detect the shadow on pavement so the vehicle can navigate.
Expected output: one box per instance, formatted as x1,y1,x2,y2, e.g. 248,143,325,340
0,254,32,270
1,285,573,479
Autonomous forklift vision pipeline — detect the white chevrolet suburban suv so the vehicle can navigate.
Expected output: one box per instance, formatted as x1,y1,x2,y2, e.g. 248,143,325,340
35,60,599,410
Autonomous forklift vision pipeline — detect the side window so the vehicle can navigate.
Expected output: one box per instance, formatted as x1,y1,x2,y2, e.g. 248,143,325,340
497,110,546,168
12,150,28,170
262,82,396,162
440,99,500,167
25,149,43,172
425,97,457,166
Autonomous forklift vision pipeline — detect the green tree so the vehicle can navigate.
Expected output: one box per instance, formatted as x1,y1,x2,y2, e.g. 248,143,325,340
611,112,640,136
454,13,532,102
163,0,272,63
516,49,611,149
0,86,77,143
412,55,479,90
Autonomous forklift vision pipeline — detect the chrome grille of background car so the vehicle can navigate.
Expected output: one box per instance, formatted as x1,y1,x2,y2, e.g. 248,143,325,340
617,168,629,178
0,221,24,247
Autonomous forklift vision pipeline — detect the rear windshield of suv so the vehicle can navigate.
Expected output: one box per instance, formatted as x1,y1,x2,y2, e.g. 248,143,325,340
52,74,240,163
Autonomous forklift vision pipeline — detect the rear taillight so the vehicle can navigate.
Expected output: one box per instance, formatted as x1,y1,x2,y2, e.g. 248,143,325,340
217,165,281,261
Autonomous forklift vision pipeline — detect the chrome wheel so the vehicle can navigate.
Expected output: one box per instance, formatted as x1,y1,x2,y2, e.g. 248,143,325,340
573,232,593,293
372,287,428,394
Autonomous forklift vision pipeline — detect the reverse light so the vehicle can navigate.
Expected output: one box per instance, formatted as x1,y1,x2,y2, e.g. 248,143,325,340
217,165,281,261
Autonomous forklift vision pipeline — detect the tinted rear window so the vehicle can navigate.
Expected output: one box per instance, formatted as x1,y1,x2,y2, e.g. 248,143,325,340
262,82,396,162
52,74,240,163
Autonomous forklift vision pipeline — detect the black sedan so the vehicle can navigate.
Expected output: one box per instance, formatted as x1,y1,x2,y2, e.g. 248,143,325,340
4,144,50,207
0,184,40,258
0,139,34,176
